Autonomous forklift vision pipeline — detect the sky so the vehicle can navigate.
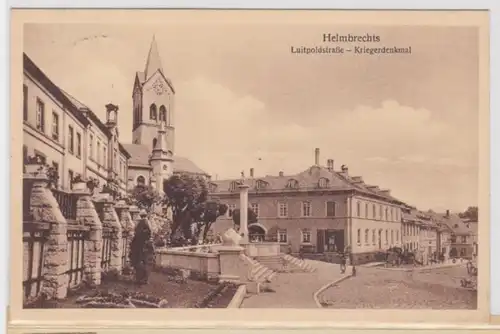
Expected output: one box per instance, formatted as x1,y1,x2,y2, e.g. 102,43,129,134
24,23,479,212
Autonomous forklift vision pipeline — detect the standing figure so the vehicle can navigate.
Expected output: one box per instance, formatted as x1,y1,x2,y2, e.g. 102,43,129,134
130,210,153,285
340,251,347,274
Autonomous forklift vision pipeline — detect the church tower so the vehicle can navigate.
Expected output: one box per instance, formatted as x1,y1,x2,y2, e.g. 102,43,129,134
132,35,175,154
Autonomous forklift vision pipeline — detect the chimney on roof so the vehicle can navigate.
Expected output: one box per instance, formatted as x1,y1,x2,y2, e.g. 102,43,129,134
327,159,334,172
279,171,284,177
446,209,450,217
250,168,254,178
315,148,320,165
105,103,119,127
341,164,348,174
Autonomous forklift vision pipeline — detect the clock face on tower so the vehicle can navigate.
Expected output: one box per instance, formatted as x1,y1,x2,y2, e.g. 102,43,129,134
152,78,166,95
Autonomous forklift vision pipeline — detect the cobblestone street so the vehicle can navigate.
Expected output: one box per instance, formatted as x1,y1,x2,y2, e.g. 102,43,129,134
320,265,477,309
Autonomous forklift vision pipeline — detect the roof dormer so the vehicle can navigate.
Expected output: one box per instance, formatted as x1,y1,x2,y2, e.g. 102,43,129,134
286,178,299,189
255,179,269,190
318,177,330,188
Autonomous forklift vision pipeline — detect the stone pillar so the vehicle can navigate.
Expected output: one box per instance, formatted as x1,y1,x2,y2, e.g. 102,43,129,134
76,189,102,286
129,205,140,225
115,200,135,267
218,245,245,283
101,197,123,273
28,171,69,300
238,183,250,245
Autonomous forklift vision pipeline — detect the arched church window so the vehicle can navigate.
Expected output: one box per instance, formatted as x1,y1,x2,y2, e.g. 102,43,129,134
159,105,167,123
150,103,157,120
137,175,146,185
152,138,157,149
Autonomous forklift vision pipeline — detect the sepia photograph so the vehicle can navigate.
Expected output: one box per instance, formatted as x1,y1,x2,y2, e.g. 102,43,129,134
14,9,488,318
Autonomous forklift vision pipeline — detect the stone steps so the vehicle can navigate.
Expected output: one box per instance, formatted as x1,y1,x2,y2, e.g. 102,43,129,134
239,254,277,283
282,254,317,273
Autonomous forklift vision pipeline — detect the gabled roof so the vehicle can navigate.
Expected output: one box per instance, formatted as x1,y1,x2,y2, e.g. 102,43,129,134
23,53,90,128
61,90,131,159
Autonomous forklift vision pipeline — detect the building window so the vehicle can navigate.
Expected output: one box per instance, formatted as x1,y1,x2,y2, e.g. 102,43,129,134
460,248,466,257
357,229,361,244
52,161,59,187
256,180,268,190
51,111,59,140
103,147,107,168
396,230,399,242
22,146,28,172
364,229,369,244
250,203,259,217
278,202,288,218
356,202,361,217
379,205,383,219
68,169,74,190
36,98,45,132
228,204,236,218
385,230,388,244
230,181,239,191
119,161,123,179
372,204,376,219
372,229,376,245
96,142,101,164
301,229,311,243
326,201,336,217
137,175,146,185
318,177,329,188
23,84,28,121
365,203,368,218
150,103,157,120
286,179,299,189
302,201,312,217
76,132,81,158
159,105,167,123
461,236,467,243
385,207,389,221
68,126,74,154
114,151,117,169
391,230,394,245
89,134,94,159
278,229,287,243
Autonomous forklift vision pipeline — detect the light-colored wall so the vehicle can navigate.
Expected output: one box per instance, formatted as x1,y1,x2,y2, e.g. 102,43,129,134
133,71,175,152
127,166,152,189
23,73,86,190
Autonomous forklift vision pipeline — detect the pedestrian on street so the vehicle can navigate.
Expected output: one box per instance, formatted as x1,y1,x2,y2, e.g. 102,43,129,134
340,251,347,274
130,209,153,285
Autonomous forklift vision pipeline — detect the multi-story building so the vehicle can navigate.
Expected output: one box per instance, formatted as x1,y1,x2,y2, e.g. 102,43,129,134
442,211,477,259
209,148,406,264
401,207,422,251
23,53,130,195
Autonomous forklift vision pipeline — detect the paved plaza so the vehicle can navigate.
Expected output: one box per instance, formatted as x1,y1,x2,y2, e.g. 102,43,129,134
241,260,476,309
319,265,476,309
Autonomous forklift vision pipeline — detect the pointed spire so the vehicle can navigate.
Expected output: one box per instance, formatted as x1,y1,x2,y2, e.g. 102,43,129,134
144,34,163,79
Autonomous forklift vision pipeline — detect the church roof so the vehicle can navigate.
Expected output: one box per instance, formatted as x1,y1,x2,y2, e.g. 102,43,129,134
122,143,208,176
144,35,163,80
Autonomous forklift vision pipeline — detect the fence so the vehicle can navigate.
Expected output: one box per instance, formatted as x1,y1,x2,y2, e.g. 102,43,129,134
66,225,88,288
52,189,78,222
101,227,113,271
121,231,130,268
23,222,49,303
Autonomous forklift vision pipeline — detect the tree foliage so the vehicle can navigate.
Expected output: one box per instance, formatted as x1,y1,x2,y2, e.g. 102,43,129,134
163,174,227,244
232,208,258,228
129,184,163,211
459,206,478,221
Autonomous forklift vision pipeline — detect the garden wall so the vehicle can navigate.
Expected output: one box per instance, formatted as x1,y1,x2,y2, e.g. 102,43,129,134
22,166,138,304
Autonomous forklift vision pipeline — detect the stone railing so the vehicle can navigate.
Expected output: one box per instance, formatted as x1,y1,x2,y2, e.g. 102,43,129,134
22,165,138,303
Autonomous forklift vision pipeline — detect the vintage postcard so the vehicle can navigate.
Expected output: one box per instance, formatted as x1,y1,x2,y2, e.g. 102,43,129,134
9,9,490,328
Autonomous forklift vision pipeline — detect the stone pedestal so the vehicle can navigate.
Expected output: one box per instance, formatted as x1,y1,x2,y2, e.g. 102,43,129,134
115,201,135,267
28,175,69,300
238,184,250,245
101,198,123,273
218,245,245,283
76,191,103,286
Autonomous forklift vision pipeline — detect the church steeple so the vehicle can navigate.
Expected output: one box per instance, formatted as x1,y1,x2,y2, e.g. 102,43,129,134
144,35,163,80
